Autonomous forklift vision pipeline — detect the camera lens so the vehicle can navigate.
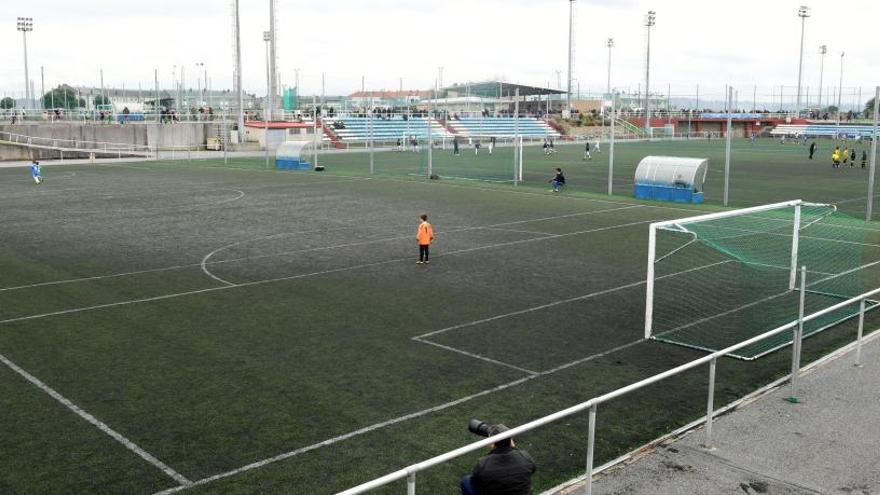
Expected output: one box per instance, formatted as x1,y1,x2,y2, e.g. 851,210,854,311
468,419,491,437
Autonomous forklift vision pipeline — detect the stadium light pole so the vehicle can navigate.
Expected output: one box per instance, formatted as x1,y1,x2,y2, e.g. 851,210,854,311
195,62,204,107
263,31,271,167
817,45,827,111
867,86,879,221
795,6,810,117
644,11,656,135
267,0,277,122
17,17,33,110
606,38,614,98
566,0,577,119
263,31,273,123
724,86,733,206
233,0,245,142
835,52,844,137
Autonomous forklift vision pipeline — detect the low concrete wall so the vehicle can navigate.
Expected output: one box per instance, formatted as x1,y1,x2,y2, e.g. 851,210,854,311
0,122,214,152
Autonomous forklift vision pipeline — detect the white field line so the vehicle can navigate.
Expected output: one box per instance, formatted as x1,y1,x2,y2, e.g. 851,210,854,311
481,227,555,236
1,206,639,293
0,216,653,327
70,189,246,214
412,337,539,375
743,261,835,277
0,177,374,228
341,172,711,216
152,336,651,495
697,223,880,249
654,259,880,339
0,352,191,486
198,205,643,285
159,260,736,492
0,263,200,293
416,260,732,341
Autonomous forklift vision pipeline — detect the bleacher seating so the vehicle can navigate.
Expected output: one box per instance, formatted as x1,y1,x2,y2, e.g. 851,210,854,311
329,117,451,141
448,117,559,138
771,124,877,139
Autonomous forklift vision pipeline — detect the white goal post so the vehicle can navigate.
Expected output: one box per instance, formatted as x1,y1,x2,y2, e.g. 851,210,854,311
644,199,822,339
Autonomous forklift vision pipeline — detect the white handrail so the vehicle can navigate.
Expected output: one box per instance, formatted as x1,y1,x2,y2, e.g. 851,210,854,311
339,283,880,495
0,130,152,154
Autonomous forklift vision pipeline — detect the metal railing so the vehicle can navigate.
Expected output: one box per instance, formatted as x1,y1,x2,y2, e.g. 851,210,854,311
340,270,878,495
0,130,152,156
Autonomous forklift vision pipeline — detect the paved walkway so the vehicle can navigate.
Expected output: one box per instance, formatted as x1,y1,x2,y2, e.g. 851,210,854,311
557,333,880,495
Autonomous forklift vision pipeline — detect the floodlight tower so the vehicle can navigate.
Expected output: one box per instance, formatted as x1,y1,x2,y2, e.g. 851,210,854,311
817,45,827,110
836,51,845,134
267,0,278,121
233,0,245,140
606,38,614,97
566,0,577,118
795,6,811,116
17,17,33,110
263,31,272,120
196,62,205,106
644,11,656,134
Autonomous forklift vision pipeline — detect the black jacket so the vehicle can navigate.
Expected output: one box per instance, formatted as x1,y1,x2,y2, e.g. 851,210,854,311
472,445,536,495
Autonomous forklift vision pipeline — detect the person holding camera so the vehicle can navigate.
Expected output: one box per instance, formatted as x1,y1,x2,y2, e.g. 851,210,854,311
461,421,536,495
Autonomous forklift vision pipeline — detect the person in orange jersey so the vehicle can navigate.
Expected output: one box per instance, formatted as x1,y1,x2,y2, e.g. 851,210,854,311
416,214,435,264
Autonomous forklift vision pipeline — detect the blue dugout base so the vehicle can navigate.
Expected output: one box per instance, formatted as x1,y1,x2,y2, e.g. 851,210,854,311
634,184,704,204
276,159,312,170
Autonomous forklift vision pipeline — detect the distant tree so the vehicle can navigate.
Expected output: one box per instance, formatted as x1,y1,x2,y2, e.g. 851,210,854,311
866,97,877,118
94,94,110,106
0,97,14,109
823,105,838,113
42,84,85,110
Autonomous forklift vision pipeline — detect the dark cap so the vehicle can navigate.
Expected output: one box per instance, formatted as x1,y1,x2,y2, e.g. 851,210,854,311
488,424,509,437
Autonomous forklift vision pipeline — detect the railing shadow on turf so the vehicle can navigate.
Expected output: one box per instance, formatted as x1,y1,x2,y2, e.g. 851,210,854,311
338,271,879,495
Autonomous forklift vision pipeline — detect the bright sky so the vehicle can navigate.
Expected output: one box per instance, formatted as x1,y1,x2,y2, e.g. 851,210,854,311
0,0,877,104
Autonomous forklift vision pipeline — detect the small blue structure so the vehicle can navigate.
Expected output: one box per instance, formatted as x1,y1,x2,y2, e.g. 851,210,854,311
634,156,708,204
275,141,313,170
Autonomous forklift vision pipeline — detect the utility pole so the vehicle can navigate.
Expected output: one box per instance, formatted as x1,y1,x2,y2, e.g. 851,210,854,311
17,17,33,110
267,0,277,121
795,6,811,116
836,52,845,136
606,38,614,97
817,45,827,110
644,11,656,135
233,0,245,141
263,31,272,122
566,0,577,118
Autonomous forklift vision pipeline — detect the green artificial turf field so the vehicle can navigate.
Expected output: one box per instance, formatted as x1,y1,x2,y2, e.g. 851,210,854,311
0,137,878,494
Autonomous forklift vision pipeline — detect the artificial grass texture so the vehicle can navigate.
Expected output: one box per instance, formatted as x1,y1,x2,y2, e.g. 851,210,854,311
0,138,877,493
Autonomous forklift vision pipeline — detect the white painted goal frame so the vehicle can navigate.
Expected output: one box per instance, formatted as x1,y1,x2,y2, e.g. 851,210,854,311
644,199,824,340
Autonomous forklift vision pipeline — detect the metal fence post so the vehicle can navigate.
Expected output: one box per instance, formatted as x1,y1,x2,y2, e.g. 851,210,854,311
856,298,866,367
584,403,597,495
406,472,416,495
703,357,717,449
788,265,807,403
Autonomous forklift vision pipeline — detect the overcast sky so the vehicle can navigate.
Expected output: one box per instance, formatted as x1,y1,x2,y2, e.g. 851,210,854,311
0,0,877,104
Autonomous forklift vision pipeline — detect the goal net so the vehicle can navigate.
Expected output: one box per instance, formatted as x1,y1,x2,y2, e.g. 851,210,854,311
645,200,880,360
418,135,524,183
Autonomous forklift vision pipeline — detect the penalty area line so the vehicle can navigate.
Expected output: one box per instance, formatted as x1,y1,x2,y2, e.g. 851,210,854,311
0,352,191,486
152,335,650,495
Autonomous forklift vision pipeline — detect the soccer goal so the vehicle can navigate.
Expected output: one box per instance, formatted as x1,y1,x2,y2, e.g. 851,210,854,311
419,134,524,183
645,200,879,360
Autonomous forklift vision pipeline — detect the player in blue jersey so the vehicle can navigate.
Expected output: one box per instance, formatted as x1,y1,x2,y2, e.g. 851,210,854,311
31,160,43,184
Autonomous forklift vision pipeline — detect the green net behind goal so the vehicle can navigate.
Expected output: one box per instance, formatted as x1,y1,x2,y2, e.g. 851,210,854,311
417,135,522,183
648,202,880,360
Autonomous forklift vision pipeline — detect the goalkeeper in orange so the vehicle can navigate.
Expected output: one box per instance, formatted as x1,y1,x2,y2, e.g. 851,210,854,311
417,214,435,264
